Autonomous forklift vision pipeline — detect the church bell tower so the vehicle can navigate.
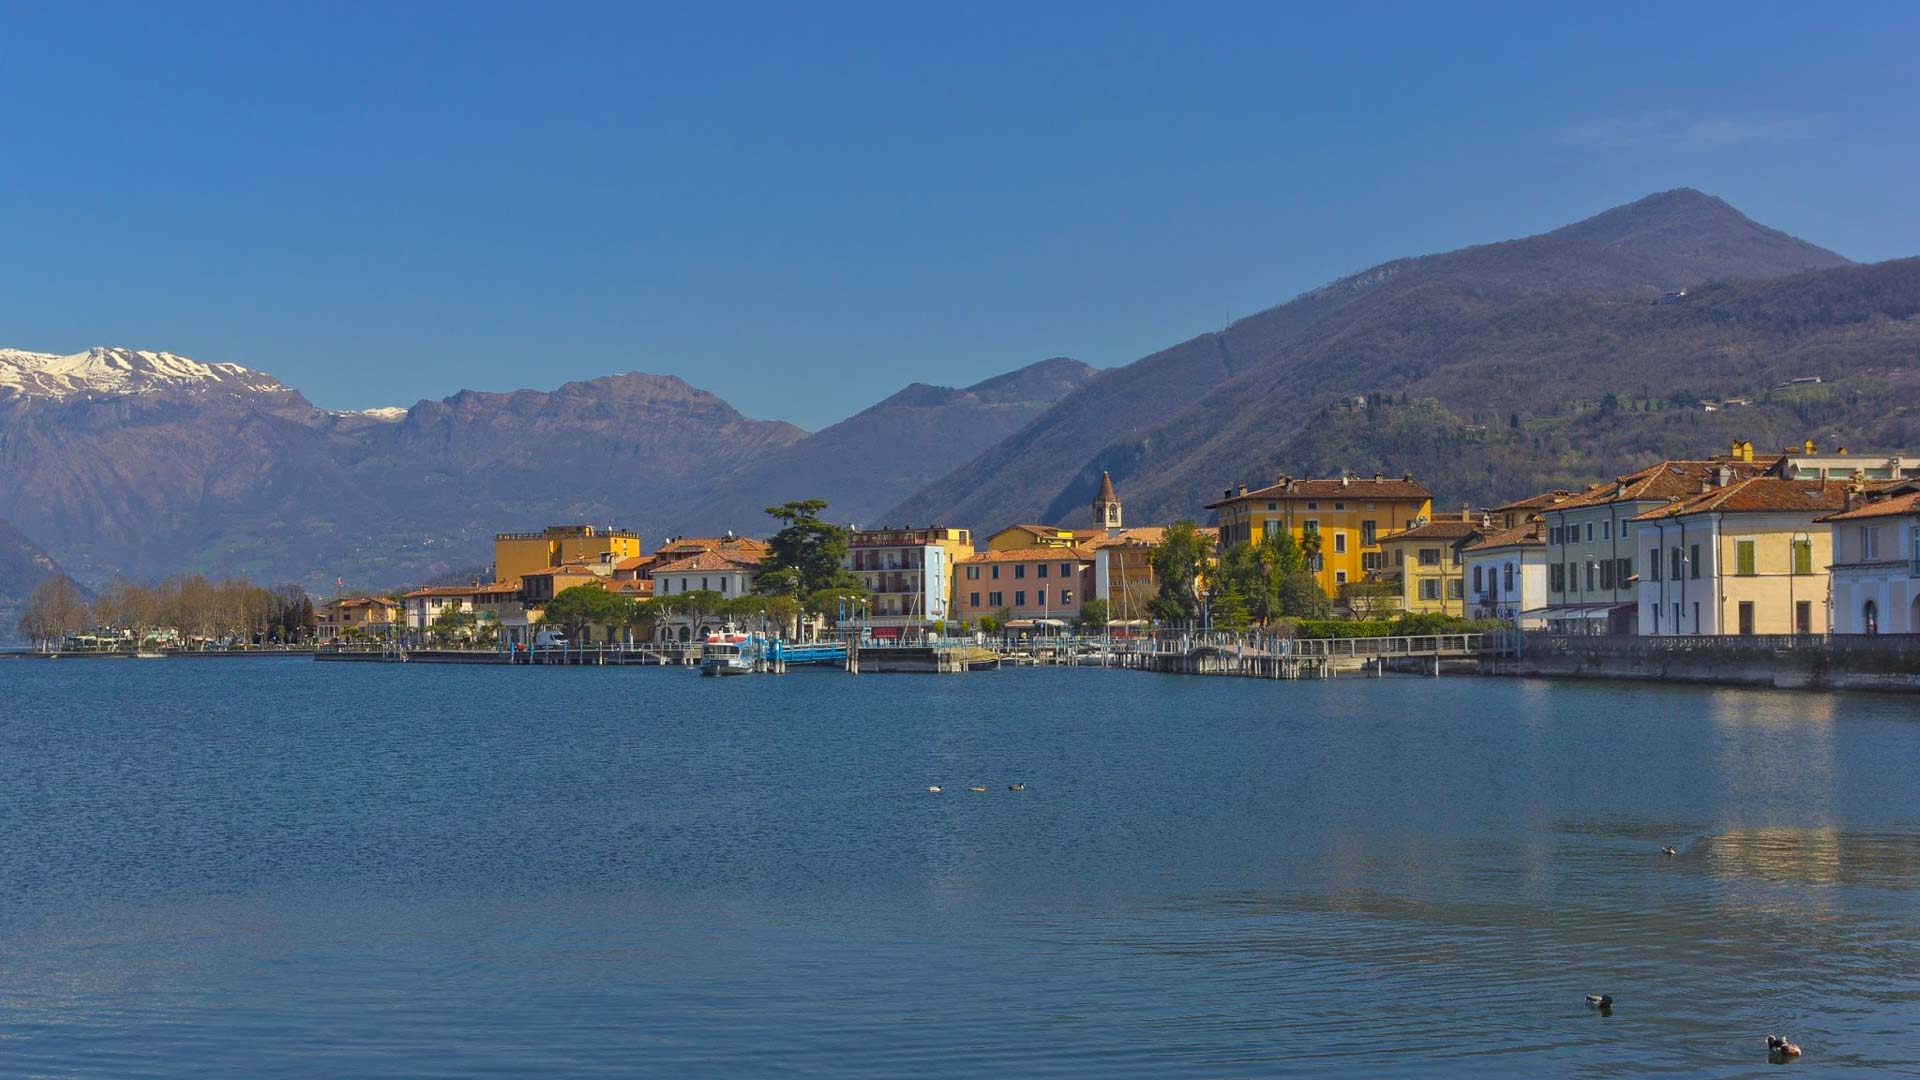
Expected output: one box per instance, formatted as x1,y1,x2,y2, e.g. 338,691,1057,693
1092,471,1123,536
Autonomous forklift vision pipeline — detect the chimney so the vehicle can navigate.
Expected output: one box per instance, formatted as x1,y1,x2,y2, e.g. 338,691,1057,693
1237,483,1249,497
1730,438,1741,458
1341,475,1351,487
1717,464,1734,487
1742,440,1754,462
1375,471,1384,482
1845,483,1862,512
1461,502,1473,522
1804,438,1816,454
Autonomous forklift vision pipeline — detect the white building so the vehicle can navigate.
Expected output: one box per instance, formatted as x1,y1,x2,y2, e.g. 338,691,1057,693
400,585,481,641
1461,521,1549,628
1820,486,1920,634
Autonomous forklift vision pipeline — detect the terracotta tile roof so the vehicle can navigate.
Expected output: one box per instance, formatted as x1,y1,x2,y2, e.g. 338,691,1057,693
1817,490,1920,522
1629,478,1849,521
653,536,769,557
1383,519,1485,542
473,579,524,599
1556,459,1777,509
1491,489,1573,513
652,550,762,575
612,555,658,572
401,585,482,598
1464,523,1546,551
325,596,401,610
531,564,602,577
961,547,1097,563
1204,474,1431,509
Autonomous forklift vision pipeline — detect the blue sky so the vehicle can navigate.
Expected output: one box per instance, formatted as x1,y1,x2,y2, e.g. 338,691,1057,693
2,3,1914,428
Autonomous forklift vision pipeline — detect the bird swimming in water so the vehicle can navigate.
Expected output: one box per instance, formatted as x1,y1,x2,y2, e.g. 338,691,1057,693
1586,995,1613,1010
1766,1035,1802,1059
1662,845,1677,857
969,785,987,793
1007,783,1025,791
926,785,941,793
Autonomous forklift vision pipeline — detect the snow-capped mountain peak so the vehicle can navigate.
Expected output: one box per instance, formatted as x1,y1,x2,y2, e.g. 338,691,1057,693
0,346,289,400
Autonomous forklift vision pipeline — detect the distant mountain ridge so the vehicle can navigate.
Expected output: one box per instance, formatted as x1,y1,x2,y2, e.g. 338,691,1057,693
0,346,294,401
883,189,1856,529
1,189,1895,593
0,346,1089,590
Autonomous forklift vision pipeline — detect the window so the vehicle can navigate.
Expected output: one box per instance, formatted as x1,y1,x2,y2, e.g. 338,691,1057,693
1795,600,1812,635
1420,579,1440,600
1363,552,1386,571
991,565,1000,580
1334,502,1345,511
1014,564,1026,579
1670,548,1683,582
1447,580,1463,599
1335,570,1348,584
1690,543,1701,579
1303,519,1320,535
1864,598,1880,634
966,565,980,580
1060,563,1072,578
1600,561,1614,590
1473,565,1484,592
1014,591,1026,607
1550,563,1565,592
1585,522,1594,542
989,591,1003,607
1602,519,1612,541
1034,590,1046,606
1307,502,1319,511
1361,520,1378,546
1060,590,1074,605
1735,540,1755,577
1586,562,1596,591
1333,533,1348,554
1567,561,1578,590
1418,547,1441,566
1650,550,1661,582
1862,525,1880,560
1266,502,1277,511
1550,526,1562,545
1503,562,1514,591
1618,557,1632,582
1792,538,1813,575
1037,563,1048,578
1738,601,1755,636
969,592,980,607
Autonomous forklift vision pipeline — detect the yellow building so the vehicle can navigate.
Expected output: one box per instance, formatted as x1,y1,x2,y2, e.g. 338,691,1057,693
1631,476,1847,635
1205,473,1434,600
986,523,1098,551
317,596,401,641
493,524,642,583
1377,513,1488,616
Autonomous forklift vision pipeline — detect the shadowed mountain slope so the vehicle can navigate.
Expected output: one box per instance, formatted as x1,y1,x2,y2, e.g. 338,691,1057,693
883,189,1852,529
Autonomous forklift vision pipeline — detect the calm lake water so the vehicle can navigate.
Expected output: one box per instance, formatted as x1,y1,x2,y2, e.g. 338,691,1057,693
0,659,1915,1078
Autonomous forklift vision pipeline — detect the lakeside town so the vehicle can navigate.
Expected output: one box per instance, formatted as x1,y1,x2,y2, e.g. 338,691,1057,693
16,438,1920,660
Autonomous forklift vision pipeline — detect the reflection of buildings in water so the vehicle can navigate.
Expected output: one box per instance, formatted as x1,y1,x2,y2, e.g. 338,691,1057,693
1705,826,1920,890
1708,689,1837,820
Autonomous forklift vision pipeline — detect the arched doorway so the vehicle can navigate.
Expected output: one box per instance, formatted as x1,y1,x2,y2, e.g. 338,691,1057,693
676,625,691,643
1863,599,1879,635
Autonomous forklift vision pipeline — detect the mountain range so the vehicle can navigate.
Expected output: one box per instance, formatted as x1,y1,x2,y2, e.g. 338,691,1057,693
2,188,1913,596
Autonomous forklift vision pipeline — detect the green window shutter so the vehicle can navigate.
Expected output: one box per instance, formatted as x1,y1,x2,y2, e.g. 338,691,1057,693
1792,540,1813,576
1736,540,1756,577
